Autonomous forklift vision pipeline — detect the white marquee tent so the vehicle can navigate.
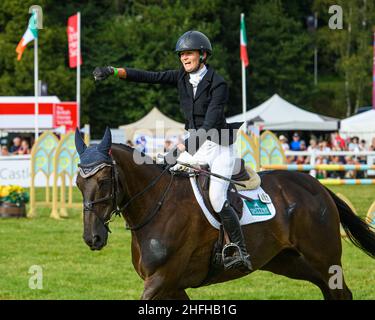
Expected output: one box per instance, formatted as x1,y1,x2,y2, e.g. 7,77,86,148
119,107,185,140
339,109,375,143
227,94,339,131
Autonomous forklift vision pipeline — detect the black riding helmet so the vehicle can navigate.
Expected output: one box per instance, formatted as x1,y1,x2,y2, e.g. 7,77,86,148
175,30,212,63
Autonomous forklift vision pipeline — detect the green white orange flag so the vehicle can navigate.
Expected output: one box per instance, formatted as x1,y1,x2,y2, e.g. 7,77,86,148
16,12,38,61
240,13,249,67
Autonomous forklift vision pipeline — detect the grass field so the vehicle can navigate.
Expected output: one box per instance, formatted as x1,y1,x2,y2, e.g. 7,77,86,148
0,185,374,300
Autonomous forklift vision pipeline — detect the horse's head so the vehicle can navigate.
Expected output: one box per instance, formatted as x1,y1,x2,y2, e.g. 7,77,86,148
75,127,118,250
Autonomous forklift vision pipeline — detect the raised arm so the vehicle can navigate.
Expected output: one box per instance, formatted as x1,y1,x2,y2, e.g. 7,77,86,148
93,66,178,85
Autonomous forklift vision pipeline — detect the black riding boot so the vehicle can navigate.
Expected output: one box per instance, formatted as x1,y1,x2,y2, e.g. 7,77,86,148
218,201,253,272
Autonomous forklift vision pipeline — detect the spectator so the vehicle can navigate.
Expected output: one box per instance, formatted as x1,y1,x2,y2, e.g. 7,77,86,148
318,140,331,165
17,139,31,155
278,135,290,151
359,139,367,151
348,136,360,152
356,139,368,177
315,155,328,179
328,155,345,179
344,156,358,178
370,137,375,151
332,131,346,150
164,139,173,153
348,136,361,162
305,138,319,175
307,139,318,152
295,155,305,164
290,132,301,151
9,136,22,154
319,140,331,152
1,145,9,156
300,140,307,151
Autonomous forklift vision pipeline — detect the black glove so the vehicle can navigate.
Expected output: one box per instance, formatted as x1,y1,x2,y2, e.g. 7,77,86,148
93,66,114,81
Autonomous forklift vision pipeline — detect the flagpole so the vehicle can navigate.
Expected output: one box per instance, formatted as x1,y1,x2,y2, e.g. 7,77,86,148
242,59,246,121
241,13,247,122
77,12,81,128
34,26,39,141
373,29,375,110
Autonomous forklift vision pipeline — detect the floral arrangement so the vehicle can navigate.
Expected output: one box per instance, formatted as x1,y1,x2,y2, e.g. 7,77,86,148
0,185,29,206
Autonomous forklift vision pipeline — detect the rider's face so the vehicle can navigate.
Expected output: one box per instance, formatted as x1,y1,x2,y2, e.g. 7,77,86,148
180,50,202,73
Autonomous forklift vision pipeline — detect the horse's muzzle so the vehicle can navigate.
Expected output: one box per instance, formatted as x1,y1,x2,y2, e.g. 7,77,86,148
83,233,107,250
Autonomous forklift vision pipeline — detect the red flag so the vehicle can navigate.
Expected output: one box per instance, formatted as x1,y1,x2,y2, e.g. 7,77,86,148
67,14,82,68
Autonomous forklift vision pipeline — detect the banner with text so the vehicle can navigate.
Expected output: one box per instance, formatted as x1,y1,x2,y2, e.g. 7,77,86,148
53,102,79,132
67,14,82,68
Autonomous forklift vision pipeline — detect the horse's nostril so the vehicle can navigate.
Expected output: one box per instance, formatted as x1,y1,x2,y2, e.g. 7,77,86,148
83,235,92,246
92,235,101,245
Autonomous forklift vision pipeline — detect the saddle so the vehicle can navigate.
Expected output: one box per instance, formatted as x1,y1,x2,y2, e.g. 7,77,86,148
196,158,261,221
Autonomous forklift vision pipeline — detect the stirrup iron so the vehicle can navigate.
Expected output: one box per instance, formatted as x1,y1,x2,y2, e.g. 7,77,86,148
222,242,244,269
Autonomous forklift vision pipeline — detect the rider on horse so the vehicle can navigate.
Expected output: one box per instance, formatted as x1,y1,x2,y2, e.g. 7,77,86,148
93,30,252,272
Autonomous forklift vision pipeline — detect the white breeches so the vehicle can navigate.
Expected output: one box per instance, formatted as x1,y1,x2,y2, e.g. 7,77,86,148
190,140,235,213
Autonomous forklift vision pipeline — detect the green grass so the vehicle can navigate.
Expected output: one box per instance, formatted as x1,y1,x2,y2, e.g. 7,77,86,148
0,186,374,300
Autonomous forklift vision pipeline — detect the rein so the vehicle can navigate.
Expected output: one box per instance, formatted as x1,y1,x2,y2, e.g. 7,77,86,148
118,164,174,231
79,160,174,232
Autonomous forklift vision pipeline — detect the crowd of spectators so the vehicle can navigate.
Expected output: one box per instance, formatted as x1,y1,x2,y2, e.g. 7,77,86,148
279,132,375,179
0,136,32,156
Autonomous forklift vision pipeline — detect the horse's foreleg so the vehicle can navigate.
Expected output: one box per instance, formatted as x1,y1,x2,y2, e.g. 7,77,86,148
141,273,190,300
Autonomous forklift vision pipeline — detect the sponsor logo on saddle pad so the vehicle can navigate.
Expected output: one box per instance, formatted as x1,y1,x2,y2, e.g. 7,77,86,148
245,199,272,216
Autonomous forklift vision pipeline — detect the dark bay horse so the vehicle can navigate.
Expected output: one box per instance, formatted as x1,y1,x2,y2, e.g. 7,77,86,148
75,128,375,300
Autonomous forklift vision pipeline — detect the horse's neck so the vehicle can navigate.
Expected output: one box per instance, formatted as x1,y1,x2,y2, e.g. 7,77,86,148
112,146,167,229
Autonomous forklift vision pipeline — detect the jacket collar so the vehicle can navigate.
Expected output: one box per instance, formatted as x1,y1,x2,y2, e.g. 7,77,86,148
185,65,213,101
194,66,213,100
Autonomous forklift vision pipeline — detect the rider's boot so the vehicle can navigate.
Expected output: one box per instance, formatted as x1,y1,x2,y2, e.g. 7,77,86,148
218,201,253,272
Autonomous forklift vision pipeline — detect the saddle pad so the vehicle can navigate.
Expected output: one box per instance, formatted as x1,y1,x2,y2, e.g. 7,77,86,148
189,177,276,230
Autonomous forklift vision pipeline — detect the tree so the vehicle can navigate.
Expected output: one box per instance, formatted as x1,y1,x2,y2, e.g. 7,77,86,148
314,0,375,116
246,1,315,109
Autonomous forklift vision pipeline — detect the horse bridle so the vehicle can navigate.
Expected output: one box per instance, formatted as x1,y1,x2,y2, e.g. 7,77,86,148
78,159,174,232
78,160,121,233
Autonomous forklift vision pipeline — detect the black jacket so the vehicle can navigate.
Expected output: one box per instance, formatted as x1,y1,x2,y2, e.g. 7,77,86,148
124,65,242,155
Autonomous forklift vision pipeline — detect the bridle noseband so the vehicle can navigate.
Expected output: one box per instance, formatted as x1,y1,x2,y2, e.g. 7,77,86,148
78,158,174,232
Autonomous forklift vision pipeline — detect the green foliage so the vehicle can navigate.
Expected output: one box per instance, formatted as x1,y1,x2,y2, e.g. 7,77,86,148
314,0,375,115
247,1,315,107
0,185,29,205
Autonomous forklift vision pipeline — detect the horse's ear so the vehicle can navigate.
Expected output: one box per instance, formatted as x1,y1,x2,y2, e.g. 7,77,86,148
75,127,87,155
97,126,112,154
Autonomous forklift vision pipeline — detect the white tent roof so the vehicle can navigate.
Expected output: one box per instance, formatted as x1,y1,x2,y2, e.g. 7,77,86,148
340,109,375,133
119,107,185,139
339,109,375,142
227,94,338,131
